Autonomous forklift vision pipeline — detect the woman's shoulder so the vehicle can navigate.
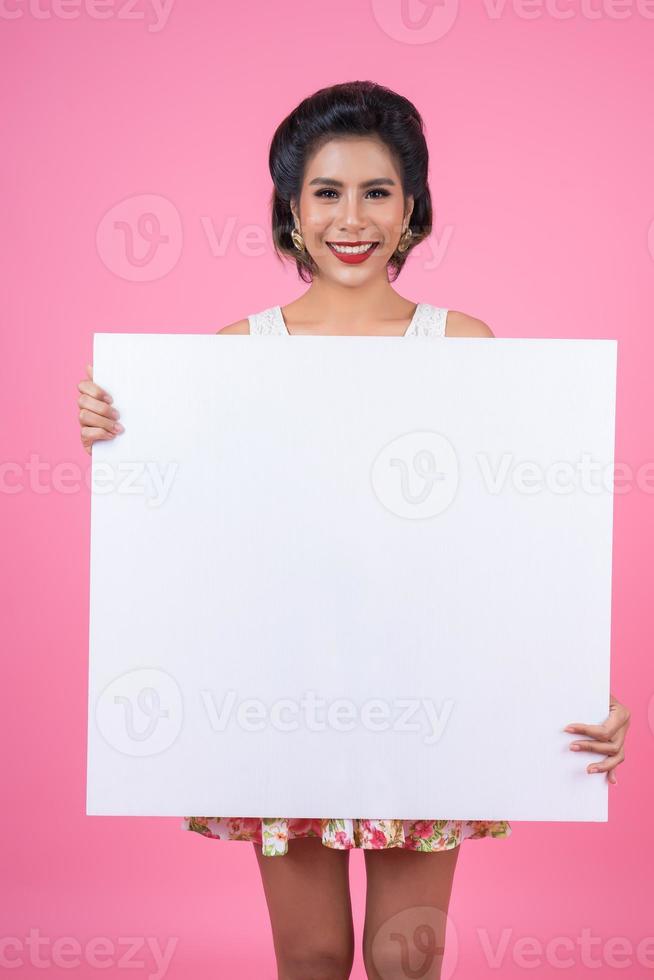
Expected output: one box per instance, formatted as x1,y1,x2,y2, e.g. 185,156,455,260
215,318,250,335
442,309,494,338
216,307,280,334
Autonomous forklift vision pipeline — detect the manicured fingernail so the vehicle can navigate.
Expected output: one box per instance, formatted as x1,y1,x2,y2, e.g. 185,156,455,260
114,423,124,432
564,726,576,732
589,767,598,773
104,394,113,403
570,744,580,751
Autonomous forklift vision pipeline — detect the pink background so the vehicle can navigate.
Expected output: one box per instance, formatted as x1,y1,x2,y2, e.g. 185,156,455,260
2,1,653,977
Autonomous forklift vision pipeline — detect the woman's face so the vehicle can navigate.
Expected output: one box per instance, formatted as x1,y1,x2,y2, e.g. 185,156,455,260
291,136,413,282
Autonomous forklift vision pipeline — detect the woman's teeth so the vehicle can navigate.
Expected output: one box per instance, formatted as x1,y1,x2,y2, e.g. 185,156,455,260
328,243,377,254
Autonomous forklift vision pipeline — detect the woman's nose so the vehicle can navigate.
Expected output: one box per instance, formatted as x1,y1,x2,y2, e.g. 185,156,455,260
338,194,366,230
341,201,367,231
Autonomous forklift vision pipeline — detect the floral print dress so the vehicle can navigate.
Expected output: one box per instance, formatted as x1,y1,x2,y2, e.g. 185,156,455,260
180,816,512,857
181,304,513,857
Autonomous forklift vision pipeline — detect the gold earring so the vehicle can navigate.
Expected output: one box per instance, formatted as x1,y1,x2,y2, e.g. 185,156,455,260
397,226,413,253
291,227,306,252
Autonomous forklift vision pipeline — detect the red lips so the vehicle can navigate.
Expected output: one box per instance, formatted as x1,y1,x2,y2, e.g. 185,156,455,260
326,241,380,265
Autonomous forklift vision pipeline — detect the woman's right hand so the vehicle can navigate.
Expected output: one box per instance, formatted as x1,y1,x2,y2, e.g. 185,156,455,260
77,363,124,455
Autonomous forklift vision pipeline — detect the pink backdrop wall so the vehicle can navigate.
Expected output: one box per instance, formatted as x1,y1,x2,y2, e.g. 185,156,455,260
2,1,653,976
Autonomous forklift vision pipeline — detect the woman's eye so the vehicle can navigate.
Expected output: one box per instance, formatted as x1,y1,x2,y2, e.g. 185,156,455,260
314,188,391,200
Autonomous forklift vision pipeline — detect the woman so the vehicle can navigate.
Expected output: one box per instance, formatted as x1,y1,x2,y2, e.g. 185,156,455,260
77,81,631,980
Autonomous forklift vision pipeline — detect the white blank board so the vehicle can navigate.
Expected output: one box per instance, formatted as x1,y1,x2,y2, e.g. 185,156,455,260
87,333,616,822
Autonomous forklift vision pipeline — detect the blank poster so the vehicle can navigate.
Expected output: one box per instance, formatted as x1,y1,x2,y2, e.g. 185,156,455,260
86,333,616,822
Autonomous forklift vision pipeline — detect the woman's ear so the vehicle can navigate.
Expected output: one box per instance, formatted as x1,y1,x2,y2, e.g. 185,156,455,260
404,194,415,226
290,198,299,227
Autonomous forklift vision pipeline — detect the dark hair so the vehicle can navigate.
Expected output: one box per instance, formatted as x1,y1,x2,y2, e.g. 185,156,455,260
269,80,432,284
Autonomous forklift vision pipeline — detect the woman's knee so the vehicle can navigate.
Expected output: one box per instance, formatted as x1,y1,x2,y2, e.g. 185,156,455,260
278,944,354,980
362,916,448,980
363,944,445,980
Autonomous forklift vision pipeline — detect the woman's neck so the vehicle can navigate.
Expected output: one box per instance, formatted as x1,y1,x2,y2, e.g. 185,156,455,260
283,281,416,331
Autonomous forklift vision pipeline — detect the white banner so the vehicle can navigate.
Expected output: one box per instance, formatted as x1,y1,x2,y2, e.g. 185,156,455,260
86,333,616,821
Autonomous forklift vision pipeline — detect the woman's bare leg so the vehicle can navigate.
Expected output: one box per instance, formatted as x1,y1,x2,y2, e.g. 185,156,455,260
253,838,355,980
362,844,461,980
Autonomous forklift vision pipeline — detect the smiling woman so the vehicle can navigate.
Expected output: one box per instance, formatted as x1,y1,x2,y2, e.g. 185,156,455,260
76,77,631,980
268,82,432,294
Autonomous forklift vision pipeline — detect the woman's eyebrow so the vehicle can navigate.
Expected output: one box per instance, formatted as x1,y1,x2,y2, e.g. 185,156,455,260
308,177,397,188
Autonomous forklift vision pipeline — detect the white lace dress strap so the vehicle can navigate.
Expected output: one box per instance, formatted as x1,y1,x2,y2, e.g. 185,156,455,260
405,303,448,337
247,308,286,335
247,303,448,337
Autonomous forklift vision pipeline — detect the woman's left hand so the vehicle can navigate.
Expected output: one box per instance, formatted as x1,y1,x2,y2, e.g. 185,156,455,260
563,693,630,784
